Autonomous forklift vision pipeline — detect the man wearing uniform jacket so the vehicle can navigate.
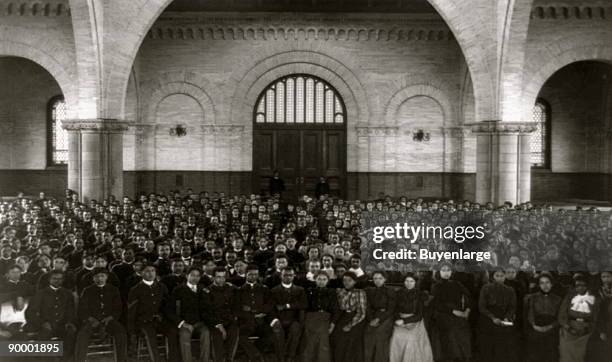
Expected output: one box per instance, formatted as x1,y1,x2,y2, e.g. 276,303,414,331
269,267,308,362
202,267,240,362
25,270,76,361
127,264,179,362
76,254,120,294
74,267,127,362
164,267,210,362
235,264,272,362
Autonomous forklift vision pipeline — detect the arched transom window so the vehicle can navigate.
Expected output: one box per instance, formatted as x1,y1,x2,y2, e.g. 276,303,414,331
254,74,345,124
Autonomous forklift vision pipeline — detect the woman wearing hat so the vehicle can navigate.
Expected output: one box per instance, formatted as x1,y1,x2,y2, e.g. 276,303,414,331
331,271,367,362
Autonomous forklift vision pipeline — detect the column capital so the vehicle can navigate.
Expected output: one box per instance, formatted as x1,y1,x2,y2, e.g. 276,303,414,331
62,118,130,132
469,120,537,134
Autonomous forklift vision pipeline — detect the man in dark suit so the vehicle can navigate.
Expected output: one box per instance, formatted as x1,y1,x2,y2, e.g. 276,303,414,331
202,267,239,362
235,264,272,362
73,252,95,293
153,243,172,277
124,257,146,294
269,170,285,197
74,268,127,362
269,267,307,362
200,259,215,287
164,267,210,362
160,260,186,293
127,264,179,362
0,265,33,303
315,176,330,199
228,259,247,287
76,254,120,293
25,270,76,361
264,254,289,289
111,247,136,296
253,238,274,274
36,256,76,291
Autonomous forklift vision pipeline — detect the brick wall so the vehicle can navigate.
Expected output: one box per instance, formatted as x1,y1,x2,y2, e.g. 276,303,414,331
0,0,77,113
537,61,611,174
127,12,468,175
0,57,63,169
530,60,612,201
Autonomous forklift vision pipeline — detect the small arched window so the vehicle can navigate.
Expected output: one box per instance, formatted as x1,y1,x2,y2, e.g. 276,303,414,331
254,74,345,124
530,99,551,168
47,96,68,166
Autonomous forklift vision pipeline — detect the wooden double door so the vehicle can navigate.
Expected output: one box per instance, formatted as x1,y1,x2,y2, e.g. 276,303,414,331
253,125,346,201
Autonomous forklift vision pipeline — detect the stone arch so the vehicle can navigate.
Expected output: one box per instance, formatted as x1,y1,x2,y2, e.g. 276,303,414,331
230,50,368,127
424,0,496,121
103,0,487,122
103,0,177,118
384,81,457,126
0,40,77,116
229,51,368,171
521,37,612,121
499,0,536,122
143,71,216,124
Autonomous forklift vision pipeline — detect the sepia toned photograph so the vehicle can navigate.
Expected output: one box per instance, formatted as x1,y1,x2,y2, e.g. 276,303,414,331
0,0,611,361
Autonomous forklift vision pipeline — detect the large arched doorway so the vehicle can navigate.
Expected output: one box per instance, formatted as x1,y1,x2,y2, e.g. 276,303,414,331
252,74,347,200
0,56,67,197
530,60,612,203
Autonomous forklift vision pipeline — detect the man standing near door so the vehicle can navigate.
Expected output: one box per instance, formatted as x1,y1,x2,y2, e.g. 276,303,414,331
315,176,330,200
270,170,286,198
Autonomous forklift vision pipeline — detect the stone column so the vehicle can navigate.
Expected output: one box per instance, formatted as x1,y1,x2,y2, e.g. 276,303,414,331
607,129,612,201
62,119,129,202
471,121,536,205
441,126,470,199
66,131,81,194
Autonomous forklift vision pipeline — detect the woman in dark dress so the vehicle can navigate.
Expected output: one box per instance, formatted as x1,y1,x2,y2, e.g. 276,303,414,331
588,270,612,362
430,263,472,362
364,270,396,362
331,271,367,362
389,273,433,362
558,274,600,362
301,271,337,362
478,268,519,362
524,273,562,362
